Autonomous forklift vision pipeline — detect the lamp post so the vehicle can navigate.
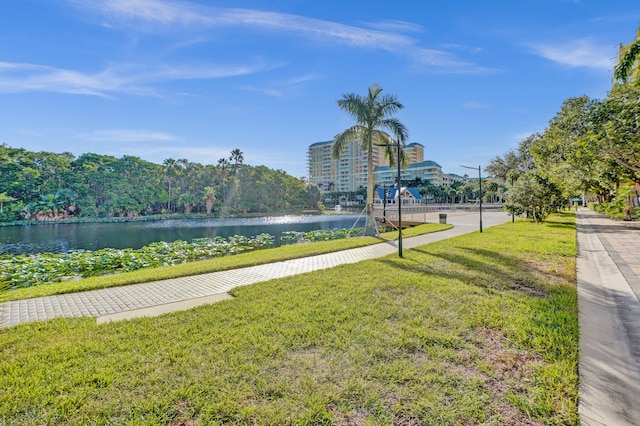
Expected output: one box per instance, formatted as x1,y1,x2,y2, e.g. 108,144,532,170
377,142,402,257
510,175,515,223
382,184,387,223
461,164,483,233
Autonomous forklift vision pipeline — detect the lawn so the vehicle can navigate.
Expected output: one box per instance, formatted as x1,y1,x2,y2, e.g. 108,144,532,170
0,214,578,425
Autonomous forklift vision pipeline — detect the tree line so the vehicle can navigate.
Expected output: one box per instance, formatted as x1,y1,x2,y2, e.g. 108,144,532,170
0,146,321,222
321,177,507,207
486,30,640,221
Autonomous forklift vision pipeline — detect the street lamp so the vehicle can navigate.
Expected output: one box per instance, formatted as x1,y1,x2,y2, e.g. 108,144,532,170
461,164,483,233
510,174,515,223
382,184,387,223
377,142,402,257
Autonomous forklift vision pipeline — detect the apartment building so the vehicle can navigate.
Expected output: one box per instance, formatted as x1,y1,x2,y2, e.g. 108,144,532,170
307,140,460,192
404,142,424,164
373,160,443,187
307,140,399,192
442,173,464,186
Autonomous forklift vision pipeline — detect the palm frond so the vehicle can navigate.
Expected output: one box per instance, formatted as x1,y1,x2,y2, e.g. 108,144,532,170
380,118,409,144
332,126,363,159
614,28,640,83
337,93,367,123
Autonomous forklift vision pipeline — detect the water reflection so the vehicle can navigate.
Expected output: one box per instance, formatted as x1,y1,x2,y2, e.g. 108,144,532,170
0,215,365,255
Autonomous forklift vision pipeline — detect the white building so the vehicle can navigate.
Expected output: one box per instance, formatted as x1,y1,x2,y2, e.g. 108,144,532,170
307,140,423,192
373,160,446,187
307,140,461,192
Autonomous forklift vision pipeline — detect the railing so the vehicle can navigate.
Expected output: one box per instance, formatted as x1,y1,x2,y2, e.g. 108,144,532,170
373,203,504,223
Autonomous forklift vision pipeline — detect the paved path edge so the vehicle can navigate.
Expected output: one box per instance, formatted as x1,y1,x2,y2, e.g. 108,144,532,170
577,209,640,426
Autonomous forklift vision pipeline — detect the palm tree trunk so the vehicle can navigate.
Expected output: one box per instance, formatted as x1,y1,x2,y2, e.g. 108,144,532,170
363,147,377,236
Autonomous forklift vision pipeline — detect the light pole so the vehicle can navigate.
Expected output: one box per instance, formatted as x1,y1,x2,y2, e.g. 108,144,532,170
382,184,387,223
510,175,515,223
377,142,402,257
461,164,483,233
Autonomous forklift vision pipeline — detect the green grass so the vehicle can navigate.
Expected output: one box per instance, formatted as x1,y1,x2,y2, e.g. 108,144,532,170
3,223,452,302
0,214,578,424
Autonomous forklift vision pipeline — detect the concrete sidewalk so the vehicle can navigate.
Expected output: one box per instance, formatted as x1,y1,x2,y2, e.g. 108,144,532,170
0,212,507,328
576,208,640,426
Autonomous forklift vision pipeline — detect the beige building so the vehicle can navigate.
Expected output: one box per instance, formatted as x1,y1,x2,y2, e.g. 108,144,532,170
404,142,424,164
307,140,412,192
308,140,466,192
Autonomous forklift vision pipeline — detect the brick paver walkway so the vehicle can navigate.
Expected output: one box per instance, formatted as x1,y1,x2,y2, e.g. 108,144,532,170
576,208,640,425
579,209,640,299
1,212,508,328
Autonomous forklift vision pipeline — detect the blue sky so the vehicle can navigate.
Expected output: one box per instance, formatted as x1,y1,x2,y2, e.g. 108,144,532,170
1,1,638,179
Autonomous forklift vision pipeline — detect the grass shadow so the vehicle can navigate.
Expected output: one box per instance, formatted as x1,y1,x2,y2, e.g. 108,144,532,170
376,243,565,298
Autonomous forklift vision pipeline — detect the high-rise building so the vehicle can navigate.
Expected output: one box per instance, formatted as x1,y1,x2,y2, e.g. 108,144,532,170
404,142,424,164
308,140,456,192
307,140,398,192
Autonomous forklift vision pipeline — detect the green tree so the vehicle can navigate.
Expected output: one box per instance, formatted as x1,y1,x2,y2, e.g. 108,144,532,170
616,181,639,220
33,193,65,219
305,183,322,210
531,97,604,201
486,181,500,203
486,133,538,183
599,84,640,175
0,192,16,214
332,84,408,236
230,149,244,173
179,192,199,214
202,186,216,215
508,171,564,223
614,27,640,87
163,158,180,212
54,188,78,216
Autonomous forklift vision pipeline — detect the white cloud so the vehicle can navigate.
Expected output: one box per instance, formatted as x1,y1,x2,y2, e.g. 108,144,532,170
526,38,617,70
68,0,212,26
0,61,277,97
77,129,180,142
72,0,413,51
70,0,488,73
0,62,116,97
412,49,498,74
363,20,424,34
237,86,285,98
0,0,495,100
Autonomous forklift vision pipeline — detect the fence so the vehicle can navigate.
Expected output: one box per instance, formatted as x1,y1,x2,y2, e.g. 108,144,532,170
374,203,504,223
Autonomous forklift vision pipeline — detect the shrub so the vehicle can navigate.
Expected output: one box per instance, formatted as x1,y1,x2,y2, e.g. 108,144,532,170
1,234,274,289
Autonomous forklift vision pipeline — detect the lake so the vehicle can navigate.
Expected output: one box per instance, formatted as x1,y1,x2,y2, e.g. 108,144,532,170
0,215,366,255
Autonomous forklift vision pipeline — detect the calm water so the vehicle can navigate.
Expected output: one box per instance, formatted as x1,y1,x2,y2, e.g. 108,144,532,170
0,215,365,255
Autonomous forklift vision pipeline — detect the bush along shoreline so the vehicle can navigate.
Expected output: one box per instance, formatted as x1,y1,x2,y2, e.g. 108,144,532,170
1,228,366,290
2,234,274,289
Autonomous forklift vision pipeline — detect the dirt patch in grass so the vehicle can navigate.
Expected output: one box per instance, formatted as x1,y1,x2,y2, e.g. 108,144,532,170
507,255,575,298
473,328,545,425
509,277,547,298
524,258,575,286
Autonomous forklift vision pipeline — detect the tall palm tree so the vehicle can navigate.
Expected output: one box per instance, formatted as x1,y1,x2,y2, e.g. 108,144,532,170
217,157,230,203
203,186,216,215
179,192,199,214
332,84,408,236
162,158,179,212
217,158,230,184
615,27,640,86
230,149,244,173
